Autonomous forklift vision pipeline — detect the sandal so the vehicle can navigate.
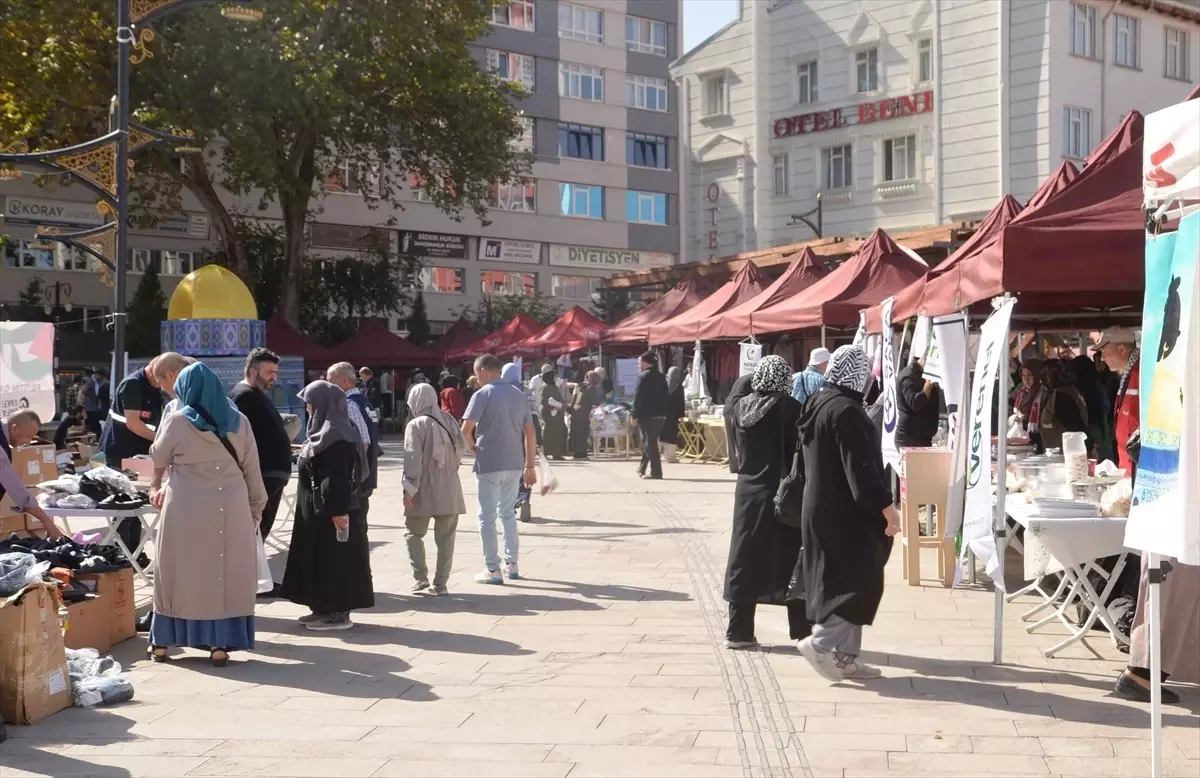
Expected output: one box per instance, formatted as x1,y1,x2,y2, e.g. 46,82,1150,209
147,645,169,663
209,648,229,667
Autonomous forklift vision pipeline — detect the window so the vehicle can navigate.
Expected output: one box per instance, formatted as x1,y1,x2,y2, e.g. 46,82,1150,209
418,267,465,294
492,0,534,31
1166,27,1191,81
855,47,878,93
559,63,605,102
558,183,604,218
407,173,429,202
128,248,155,273
796,60,818,105
1063,107,1092,158
490,180,537,213
552,274,603,300
558,123,604,161
161,251,197,276
626,74,668,111
1070,3,1097,58
3,239,54,269
917,38,932,83
324,160,380,196
488,50,536,91
559,3,602,43
703,74,728,117
1113,13,1139,68
54,245,94,272
626,16,667,56
481,270,537,296
883,135,917,182
772,154,789,196
513,116,535,153
822,145,853,190
625,191,668,225
626,132,668,169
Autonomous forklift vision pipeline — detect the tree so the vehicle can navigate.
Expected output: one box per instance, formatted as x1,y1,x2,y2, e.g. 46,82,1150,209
7,278,50,322
125,263,167,356
592,287,642,325
2,1,532,328
462,293,564,332
407,291,431,346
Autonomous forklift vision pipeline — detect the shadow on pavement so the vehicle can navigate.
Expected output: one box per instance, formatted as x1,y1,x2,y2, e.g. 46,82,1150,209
502,578,692,603
363,590,607,617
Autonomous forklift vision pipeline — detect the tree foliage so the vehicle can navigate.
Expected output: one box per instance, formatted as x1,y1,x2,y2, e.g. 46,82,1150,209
1,0,532,327
125,262,167,356
461,293,564,332
407,291,431,346
592,288,642,325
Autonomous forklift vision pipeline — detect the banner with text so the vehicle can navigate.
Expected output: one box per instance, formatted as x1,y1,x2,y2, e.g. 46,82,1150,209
479,238,541,265
910,315,933,375
0,322,56,423
738,342,763,377
879,298,901,470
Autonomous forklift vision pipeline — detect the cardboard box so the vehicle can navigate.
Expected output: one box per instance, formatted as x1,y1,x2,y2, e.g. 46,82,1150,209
0,514,45,538
0,443,56,517
75,569,136,646
63,594,110,653
0,583,72,725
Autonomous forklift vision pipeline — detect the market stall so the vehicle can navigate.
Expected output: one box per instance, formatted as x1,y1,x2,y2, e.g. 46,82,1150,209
701,248,829,340
444,313,541,362
601,271,711,347
265,315,337,371
647,262,768,346
504,306,606,359
332,318,440,368
428,316,481,363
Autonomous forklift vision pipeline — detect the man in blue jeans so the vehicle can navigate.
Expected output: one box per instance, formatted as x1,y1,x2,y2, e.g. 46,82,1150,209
462,354,538,584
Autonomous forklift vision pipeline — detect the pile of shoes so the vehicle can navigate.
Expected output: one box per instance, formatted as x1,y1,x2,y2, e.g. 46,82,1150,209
35,470,148,511
0,536,133,573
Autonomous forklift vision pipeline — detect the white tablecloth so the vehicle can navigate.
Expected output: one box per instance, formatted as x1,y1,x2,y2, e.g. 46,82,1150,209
1005,495,1129,578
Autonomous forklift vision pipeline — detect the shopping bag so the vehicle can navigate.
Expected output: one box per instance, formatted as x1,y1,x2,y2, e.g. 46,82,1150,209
537,455,559,496
255,534,273,594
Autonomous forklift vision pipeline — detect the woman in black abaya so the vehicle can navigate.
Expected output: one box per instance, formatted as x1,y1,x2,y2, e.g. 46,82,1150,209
796,345,899,681
722,356,812,649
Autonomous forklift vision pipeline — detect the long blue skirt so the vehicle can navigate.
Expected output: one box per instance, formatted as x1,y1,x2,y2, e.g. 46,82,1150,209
149,614,255,650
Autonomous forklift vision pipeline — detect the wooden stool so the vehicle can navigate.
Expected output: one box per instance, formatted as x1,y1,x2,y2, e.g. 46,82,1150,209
899,448,955,587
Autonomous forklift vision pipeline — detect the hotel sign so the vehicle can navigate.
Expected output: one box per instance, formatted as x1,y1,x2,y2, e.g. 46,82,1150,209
772,91,934,139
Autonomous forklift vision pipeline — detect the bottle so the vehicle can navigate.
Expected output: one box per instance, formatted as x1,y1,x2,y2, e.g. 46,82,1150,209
335,518,349,543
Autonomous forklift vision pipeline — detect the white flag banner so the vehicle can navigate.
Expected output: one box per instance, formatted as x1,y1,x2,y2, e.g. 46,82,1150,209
1143,100,1200,206
738,342,763,377
935,313,971,544
879,298,901,469
0,322,56,423
852,311,867,346
687,340,710,401
959,298,1016,587
910,315,933,371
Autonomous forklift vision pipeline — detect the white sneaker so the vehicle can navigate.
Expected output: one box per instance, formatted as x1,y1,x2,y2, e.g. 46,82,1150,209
411,580,431,595
797,637,843,682
474,569,504,585
504,562,521,580
836,653,882,680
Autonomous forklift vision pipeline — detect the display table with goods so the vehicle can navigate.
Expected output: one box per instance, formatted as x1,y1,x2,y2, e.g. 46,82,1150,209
587,405,635,459
692,415,728,465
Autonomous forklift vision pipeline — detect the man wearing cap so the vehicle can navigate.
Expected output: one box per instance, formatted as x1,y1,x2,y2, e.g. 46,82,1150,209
1096,327,1139,475
792,348,830,406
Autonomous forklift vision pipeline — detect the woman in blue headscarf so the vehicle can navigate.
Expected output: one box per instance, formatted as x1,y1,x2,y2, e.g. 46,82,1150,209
147,362,267,667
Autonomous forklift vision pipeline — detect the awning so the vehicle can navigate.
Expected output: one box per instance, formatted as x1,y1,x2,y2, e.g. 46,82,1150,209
505,306,607,358
648,262,768,345
602,271,712,346
333,319,440,368
265,315,338,367
444,313,541,362
429,316,481,360
704,248,829,340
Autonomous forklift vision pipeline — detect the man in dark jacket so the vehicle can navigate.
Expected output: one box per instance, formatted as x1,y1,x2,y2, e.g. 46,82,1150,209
895,358,941,448
632,351,670,480
230,348,294,543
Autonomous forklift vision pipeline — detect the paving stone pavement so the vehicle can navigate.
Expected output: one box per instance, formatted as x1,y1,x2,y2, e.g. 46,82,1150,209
2,446,1198,777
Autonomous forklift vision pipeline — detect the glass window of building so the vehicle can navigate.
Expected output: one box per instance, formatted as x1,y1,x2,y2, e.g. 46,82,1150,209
559,183,604,218
796,60,818,104
626,16,667,56
558,123,605,161
492,1,535,32
882,136,916,182
626,132,668,169
855,48,878,93
1063,106,1092,158
559,63,605,102
822,145,853,190
419,267,465,294
626,74,669,111
491,180,537,213
481,270,537,296
625,190,667,225
559,3,602,43
773,154,789,196
488,50,536,91
552,274,603,300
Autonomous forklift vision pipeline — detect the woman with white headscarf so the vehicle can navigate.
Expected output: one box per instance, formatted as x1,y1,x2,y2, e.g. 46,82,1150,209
402,383,467,596
795,345,899,681
722,355,812,649
280,380,375,631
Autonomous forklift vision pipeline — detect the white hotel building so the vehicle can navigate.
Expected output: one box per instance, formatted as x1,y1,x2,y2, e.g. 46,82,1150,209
671,0,1200,261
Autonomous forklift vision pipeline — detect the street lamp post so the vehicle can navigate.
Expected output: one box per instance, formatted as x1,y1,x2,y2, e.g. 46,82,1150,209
113,0,134,374
42,282,75,319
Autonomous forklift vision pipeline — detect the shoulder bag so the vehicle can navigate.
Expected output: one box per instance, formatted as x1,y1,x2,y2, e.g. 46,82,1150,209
192,405,242,469
774,421,805,529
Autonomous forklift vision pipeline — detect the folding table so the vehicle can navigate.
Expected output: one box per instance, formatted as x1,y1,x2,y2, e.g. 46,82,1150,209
43,505,161,587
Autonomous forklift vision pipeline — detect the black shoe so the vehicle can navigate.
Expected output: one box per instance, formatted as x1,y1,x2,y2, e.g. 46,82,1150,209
136,611,154,632
644,474,663,480
1114,671,1180,703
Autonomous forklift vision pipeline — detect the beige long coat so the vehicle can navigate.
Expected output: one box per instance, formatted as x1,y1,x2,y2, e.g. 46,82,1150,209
150,410,267,621
402,415,466,518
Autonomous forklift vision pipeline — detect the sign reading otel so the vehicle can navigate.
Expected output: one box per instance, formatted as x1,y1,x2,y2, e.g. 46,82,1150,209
772,91,934,139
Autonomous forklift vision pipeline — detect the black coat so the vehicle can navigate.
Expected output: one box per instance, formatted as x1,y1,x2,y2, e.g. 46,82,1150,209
895,362,940,447
798,386,893,626
724,393,803,605
632,367,670,420
723,374,754,473
661,385,686,445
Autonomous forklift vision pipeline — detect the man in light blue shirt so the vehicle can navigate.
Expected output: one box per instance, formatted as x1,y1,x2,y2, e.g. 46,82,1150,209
792,347,831,405
462,354,537,585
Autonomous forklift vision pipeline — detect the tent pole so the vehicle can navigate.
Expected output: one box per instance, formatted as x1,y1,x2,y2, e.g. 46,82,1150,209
820,324,827,348
992,316,1014,664
1149,552,1164,778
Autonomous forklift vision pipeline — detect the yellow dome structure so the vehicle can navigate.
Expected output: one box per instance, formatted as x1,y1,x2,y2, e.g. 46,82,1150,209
167,265,257,321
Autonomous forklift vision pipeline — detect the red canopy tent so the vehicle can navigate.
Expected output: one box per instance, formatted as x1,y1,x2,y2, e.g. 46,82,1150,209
505,306,607,358
265,314,337,368
429,316,481,361
444,313,541,362
922,111,1147,318
703,248,829,340
601,271,711,346
648,262,768,345
753,229,927,333
333,318,440,367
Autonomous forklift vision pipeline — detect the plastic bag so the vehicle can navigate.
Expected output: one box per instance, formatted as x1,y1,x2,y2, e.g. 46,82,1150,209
1101,478,1133,518
65,648,132,708
0,553,50,596
537,455,559,497
36,475,82,494
82,466,136,496
255,534,273,594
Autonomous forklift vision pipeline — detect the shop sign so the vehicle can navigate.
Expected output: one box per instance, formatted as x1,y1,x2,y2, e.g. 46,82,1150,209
131,212,210,239
705,183,720,254
479,237,541,264
549,244,672,270
772,91,934,139
2,195,105,228
398,229,467,259
311,222,389,252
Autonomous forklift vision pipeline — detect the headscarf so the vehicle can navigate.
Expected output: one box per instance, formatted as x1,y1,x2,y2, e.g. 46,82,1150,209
298,380,359,464
1071,355,1109,422
1016,358,1044,417
751,355,792,395
1042,358,1076,390
501,362,522,387
666,366,684,394
824,345,870,394
176,362,241,436
408,383,464,468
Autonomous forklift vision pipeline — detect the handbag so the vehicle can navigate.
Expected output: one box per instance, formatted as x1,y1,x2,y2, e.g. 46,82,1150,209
774,426,805,529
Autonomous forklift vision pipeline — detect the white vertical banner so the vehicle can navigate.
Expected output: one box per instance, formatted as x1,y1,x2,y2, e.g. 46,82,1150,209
687,340,710,401
852,311,867,346
960,298,1016,586
879,298,901,470
738,342,763,377
0,322,56,422
910,315,933,370
937,312,972,544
